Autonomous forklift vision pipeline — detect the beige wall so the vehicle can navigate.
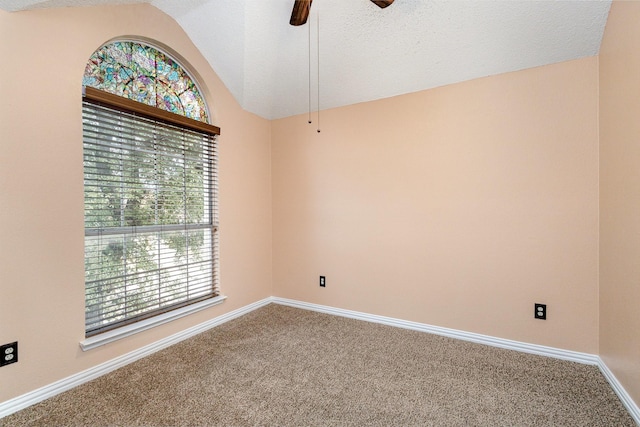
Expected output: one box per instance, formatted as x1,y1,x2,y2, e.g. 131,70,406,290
273,57,600,353
0,5,272,402
599,0,640,406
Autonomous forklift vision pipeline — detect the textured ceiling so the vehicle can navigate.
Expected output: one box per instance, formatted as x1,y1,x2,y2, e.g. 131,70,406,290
0,0,612,120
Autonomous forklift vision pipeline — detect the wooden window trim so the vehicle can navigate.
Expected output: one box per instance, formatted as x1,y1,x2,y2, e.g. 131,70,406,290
83,86,221,137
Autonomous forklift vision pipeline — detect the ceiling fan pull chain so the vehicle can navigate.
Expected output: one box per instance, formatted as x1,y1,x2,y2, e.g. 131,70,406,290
317,10,321,133
308,11,312,125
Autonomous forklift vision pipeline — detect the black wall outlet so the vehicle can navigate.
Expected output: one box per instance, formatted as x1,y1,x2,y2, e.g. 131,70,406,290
0,342,18,367
534,303,547,320
319,276,326,287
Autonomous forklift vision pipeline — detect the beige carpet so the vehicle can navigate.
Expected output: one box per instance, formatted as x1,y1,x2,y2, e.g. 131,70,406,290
2,304,635,426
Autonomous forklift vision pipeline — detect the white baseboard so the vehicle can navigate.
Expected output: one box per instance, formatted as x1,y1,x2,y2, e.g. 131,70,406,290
3,296,639,425
273,297,640,425
598,357,640,425
272,297,599,364
0,297,272,419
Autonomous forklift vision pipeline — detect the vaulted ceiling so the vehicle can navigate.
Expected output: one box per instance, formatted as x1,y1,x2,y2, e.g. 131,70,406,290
0,0,611,120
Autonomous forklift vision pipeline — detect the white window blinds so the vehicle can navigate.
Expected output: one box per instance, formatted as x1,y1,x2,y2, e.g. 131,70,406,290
82,95,219,337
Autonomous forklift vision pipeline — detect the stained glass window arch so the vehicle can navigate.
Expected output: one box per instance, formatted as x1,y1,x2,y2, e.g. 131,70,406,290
83,40,209,123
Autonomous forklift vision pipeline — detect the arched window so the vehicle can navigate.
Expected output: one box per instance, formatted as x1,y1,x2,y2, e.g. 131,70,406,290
83,41,208,122
81,41,222,346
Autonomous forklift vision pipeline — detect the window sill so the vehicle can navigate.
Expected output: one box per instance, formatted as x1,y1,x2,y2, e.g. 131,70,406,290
80,295,227,351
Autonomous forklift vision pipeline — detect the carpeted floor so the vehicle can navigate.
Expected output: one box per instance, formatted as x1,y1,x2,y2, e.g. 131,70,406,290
2,304,635,426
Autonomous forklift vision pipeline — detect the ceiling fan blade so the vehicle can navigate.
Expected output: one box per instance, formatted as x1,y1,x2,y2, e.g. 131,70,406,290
371,0,394,8
290,0,312,26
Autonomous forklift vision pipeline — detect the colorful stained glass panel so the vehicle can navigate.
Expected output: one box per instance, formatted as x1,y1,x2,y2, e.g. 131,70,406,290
132,43,155,75
157,84,184,116
83,41,208,122
131,75,155,105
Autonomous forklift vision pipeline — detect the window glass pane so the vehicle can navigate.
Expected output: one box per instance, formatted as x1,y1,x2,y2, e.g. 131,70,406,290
85,234,127,330
83,99,218,336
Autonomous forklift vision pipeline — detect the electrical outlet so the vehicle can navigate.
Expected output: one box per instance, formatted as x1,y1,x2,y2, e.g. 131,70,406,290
319,276,326,287
534,303,547,320
0,342,18,367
